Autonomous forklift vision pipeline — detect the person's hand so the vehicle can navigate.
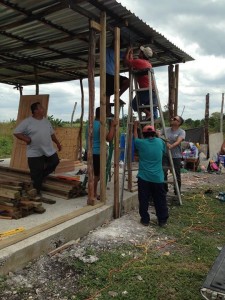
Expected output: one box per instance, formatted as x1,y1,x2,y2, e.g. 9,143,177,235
167,143,173,150
57,142,62,151
26,137,31,145
111,119,118,127
134,120,139,127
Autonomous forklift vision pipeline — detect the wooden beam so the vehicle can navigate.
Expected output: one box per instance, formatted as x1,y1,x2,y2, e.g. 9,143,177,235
79,79,84,160
90,20,101,32
0,203,104,251
99,11,107,204
174,64,179,116
87,26,96,206
113,27,120,218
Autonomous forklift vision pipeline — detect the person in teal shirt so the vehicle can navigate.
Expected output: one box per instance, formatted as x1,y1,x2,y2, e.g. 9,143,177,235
133,121,168,227
86,107,117,199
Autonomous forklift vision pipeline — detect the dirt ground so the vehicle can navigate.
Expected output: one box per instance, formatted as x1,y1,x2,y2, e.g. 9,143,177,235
0,170,225,300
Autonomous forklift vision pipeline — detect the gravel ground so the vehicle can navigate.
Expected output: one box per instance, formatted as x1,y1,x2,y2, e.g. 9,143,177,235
0,171,225,300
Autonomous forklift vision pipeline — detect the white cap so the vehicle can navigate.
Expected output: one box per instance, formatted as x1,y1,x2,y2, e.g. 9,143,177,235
140,46,153,58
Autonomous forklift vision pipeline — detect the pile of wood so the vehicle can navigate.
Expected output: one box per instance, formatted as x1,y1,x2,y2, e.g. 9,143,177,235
0,179,46,219
0,165,87,210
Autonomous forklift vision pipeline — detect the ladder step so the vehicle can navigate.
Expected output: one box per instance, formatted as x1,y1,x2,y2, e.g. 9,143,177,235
132,87,149,92
137,104,158,109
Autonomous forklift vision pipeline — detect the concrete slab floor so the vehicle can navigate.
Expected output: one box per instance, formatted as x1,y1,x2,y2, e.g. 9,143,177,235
0,159,139,275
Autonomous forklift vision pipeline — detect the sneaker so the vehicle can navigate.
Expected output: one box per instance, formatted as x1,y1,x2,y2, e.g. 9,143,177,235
140,219,150,226
158,221,167,228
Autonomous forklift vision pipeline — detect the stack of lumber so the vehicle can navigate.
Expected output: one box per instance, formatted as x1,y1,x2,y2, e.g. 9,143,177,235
0,178,45,219
0,165,87,201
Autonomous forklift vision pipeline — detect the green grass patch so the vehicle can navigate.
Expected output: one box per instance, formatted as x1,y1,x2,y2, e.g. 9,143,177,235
67,186,225,300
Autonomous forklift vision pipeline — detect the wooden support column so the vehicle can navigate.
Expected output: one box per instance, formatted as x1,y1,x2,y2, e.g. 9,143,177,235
205,93,209,159
34,66,39,95
87,27,96,205
100,11,107,203
168,65,175,119
174,64,179,116
79,79,84,159
113,27,120,218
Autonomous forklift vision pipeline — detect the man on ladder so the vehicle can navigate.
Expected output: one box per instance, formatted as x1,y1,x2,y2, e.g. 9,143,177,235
121,45,182,209
124,45,158,121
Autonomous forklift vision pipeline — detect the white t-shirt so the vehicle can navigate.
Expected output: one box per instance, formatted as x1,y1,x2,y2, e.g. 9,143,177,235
14,117,56,157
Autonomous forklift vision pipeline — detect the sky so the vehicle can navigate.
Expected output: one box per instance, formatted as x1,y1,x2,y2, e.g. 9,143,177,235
0,0,224,122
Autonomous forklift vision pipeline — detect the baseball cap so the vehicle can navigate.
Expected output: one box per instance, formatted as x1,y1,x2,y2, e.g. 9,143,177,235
142,125,156,133
140,46,153,58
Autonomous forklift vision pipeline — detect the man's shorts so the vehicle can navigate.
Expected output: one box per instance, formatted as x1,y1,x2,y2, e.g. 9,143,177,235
93,154,100,176
106,73,128,97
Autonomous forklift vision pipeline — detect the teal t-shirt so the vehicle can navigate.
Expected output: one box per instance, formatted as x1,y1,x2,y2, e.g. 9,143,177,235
134,137,166,183
86,120,100,155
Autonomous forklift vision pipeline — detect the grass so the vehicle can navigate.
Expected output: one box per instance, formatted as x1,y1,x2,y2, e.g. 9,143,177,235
1,185,225,299
63,185,225,300
0,122,15,158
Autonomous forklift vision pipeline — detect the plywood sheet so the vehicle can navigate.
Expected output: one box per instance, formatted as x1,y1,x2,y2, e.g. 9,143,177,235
10,95,49,170
54,127,80,161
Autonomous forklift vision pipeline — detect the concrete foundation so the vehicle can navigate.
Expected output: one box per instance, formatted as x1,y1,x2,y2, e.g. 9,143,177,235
0,185,138,275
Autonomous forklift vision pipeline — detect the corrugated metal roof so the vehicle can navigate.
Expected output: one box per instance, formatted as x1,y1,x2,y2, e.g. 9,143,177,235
0,0,194,86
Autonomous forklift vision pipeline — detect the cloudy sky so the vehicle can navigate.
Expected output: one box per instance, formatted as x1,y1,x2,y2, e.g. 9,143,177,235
0,0,224,122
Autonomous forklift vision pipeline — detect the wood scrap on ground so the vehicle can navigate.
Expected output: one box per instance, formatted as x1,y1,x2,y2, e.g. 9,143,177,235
0,165,87,219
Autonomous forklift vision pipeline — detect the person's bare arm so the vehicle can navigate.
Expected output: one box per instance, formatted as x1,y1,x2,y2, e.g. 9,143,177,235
133,121,139,139
106,119,117,142
51,134,62,151
124,47,133,67
14,133,31,145
167,136,183,150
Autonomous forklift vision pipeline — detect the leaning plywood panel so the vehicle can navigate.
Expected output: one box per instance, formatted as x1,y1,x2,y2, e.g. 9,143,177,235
54,127,80,161
10,95,49,170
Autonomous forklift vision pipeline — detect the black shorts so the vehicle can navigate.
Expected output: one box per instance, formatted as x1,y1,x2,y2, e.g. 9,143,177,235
106,73,128,97
93,154,100,176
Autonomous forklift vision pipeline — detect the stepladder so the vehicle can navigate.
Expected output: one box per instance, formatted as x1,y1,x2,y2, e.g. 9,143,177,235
120,68,182,210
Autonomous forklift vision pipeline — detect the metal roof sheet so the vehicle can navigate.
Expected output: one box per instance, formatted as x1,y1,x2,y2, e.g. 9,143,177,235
0,0,194,86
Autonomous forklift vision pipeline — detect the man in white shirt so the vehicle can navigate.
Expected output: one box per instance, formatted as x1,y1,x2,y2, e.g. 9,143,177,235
14,102,61,195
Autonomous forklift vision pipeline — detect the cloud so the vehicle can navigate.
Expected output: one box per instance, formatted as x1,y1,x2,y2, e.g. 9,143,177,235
0,0,224,122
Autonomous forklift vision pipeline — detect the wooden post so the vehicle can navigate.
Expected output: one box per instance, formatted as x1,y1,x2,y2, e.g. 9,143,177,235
100,11,107,203
113,27,120,218
220,93,224,133
205,93,209,159
87,27,96,205
168,65,174,119
174,64,179,116
34,66,39,95
79,79,84,161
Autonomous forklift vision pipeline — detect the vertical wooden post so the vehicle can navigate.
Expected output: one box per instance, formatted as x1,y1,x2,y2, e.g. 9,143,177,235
87,27,96,205
220,93,224,133
174,64,179,116
205,93,209,159
34,66,39,95
168,65,174,119
114,27,120,218
100,11,107,203
79,79,84,160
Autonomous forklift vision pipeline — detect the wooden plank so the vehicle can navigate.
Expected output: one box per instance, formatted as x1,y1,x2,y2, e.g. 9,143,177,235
99,11,107,204
0,187,20,199
114,27,120,217
0,203,104,250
